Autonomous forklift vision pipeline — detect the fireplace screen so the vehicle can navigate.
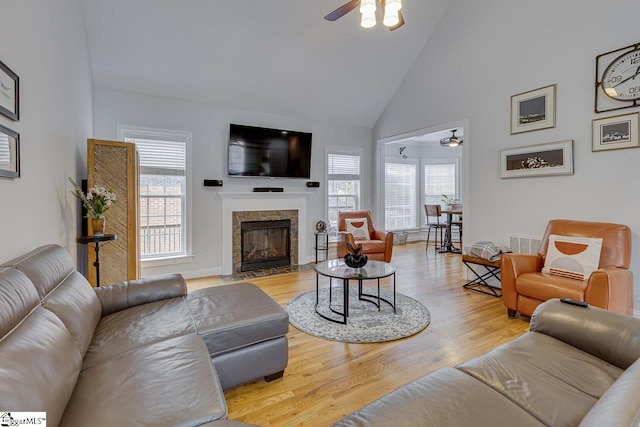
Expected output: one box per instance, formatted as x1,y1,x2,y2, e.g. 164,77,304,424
241,219,291,272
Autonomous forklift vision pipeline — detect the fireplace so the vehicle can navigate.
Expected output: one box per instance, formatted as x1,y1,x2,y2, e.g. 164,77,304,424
230,208,300,274
240,219,291,272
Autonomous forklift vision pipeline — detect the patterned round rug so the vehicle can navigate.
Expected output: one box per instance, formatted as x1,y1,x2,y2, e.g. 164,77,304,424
286,286,430,343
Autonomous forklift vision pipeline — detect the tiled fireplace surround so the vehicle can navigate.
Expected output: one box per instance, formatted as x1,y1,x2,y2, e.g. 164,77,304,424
219,192,312,275
233,210,298,272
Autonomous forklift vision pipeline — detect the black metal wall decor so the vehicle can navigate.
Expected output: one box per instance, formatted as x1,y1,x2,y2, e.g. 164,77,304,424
595,42,640,113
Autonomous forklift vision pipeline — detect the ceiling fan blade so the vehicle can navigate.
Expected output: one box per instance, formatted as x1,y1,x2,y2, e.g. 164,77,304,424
389,10,405,31
324,0,361,22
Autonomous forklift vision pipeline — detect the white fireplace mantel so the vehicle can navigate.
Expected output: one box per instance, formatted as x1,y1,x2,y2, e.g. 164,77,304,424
219,192,313,275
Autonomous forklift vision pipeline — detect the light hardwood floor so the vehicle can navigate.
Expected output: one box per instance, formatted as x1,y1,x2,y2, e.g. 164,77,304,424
187,242,530,426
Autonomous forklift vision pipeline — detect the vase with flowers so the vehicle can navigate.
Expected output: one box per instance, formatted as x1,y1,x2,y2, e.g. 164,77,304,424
69,177,116,236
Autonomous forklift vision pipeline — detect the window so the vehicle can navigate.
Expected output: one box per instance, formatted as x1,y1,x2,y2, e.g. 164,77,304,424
327,151,361,234
385,161,417,230
119,126,191,260
424,160,458,223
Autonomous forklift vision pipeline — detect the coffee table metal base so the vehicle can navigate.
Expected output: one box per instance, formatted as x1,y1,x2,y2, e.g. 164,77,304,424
315,275,396,325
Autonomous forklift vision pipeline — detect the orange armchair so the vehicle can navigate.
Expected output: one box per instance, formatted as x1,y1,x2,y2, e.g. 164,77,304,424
337,210,393,263
501,219,633,318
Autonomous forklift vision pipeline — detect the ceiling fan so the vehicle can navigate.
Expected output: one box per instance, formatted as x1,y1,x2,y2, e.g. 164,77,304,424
324,0,405,31
440,130,463,147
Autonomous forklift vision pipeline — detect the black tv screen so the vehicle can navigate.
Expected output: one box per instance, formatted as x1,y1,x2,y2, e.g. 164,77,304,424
228,124,312,178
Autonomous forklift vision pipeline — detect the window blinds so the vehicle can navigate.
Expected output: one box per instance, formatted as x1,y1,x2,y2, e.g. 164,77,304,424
127,138,186,175
328,153,360,179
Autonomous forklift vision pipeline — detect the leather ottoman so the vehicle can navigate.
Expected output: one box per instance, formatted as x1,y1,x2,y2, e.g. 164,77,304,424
186,282,289,389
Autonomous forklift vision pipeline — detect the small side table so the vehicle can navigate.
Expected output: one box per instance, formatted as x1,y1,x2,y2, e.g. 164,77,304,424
314,232,329,263
76,234,117,287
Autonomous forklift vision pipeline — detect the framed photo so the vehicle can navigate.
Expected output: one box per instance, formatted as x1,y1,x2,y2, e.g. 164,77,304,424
0,123,20,178
500,140,573,178
510,84,556,134
592,112,639,152
0,60,19,121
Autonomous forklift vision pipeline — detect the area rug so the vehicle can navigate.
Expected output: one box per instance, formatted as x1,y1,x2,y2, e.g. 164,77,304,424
286,286,430,343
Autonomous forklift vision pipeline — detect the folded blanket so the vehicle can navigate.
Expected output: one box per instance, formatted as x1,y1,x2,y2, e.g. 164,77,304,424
463,241,512,262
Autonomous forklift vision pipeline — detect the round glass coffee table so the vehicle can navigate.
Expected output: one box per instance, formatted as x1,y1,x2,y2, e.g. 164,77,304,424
314,259,396,324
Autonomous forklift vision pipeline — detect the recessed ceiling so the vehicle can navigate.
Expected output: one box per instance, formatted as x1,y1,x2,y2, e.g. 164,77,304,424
81,0,453,128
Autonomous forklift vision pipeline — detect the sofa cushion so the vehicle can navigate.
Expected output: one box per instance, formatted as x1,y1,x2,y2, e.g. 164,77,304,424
61,334,227,427
186,283,289,357
1,244,75,300
0,268,39,338
0,307,82,427
332,367,543,427
82,296,196,369
457,331,623,427
41,271,102,356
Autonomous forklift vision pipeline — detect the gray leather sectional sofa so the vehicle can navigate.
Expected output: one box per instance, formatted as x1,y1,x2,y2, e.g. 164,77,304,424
0,244,287,426
333,299,640,427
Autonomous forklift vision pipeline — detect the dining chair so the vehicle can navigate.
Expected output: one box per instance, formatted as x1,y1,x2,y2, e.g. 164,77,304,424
424,205,447,253
448,203,463,247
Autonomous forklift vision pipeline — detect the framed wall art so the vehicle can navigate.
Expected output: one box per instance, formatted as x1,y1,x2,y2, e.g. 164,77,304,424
0,60,19,121
592,112,639,152
510,84,556,134
500,140,573,178
0,123,20,178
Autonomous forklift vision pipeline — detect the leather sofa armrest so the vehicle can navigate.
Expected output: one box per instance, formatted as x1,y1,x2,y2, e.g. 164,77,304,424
585,267,634,315
530,299,640,370
500,253,543,310
372,230,391,242
372,230,393,262
95,274,187,316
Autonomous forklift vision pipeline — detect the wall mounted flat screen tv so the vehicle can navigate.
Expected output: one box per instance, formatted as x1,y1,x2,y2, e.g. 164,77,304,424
228,124,312,178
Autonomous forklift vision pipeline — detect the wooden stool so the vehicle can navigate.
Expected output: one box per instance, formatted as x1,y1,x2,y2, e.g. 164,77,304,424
461,254,502,297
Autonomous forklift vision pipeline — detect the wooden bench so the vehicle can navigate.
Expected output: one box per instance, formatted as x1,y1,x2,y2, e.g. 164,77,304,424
461,254,502,297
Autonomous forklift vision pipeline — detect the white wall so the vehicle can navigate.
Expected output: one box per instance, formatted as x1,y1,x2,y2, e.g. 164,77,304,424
0,1,93,263
93,88,374,278
374,0,640,308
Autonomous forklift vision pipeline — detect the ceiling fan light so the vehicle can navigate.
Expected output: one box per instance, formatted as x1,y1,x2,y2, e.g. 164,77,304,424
360,0,376,14
383,9,399,27
361,11,376,28
385,0,402,13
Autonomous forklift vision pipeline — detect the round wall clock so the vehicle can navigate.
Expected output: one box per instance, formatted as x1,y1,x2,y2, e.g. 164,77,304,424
315,220,327,233
595,42,640,113
601,47,640,101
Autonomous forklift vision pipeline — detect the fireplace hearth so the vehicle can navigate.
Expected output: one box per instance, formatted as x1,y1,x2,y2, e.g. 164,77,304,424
241,219,291,272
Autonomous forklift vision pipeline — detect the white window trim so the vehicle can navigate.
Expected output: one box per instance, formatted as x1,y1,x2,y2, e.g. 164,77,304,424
384,158,419,231
118,125,193,265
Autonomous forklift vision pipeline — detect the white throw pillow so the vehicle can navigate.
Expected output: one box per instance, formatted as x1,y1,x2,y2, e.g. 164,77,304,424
345,218,369,240
542,234,603,281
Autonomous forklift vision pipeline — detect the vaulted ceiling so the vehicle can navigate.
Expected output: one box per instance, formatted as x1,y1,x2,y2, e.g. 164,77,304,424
81,0,452,128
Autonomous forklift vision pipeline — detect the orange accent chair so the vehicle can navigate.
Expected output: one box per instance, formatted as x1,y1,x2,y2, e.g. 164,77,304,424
337,210,393,263
501,219,633,318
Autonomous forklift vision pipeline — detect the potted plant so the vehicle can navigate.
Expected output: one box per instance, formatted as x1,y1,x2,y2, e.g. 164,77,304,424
69,177,116,236
441,194,459,207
